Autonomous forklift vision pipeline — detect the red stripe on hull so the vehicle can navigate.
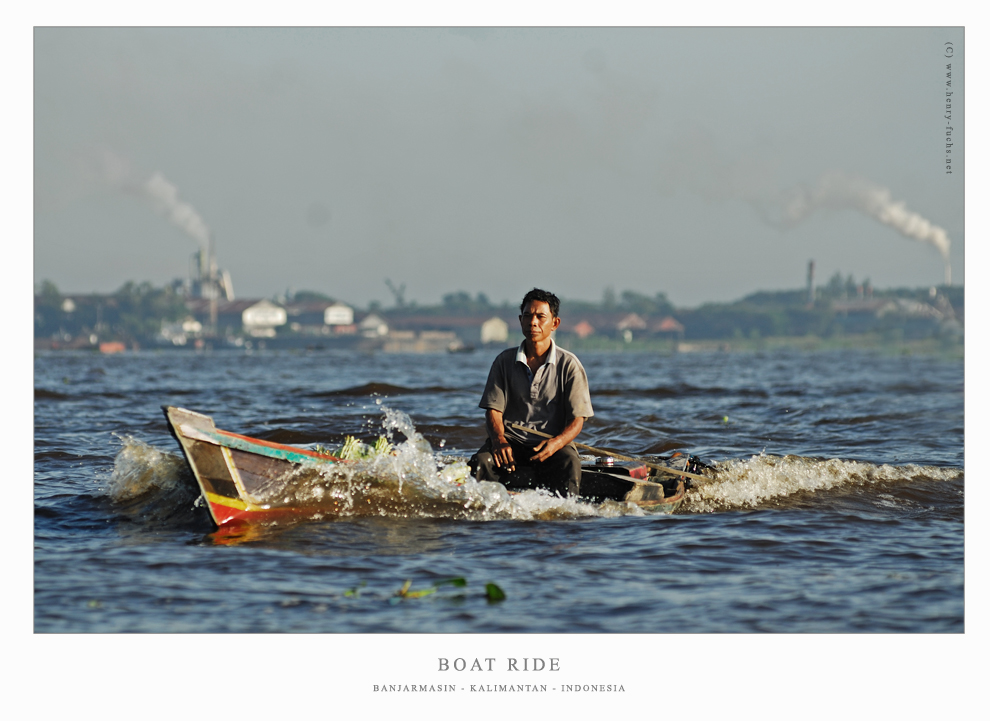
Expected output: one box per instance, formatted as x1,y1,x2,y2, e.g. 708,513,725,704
207,498,302,527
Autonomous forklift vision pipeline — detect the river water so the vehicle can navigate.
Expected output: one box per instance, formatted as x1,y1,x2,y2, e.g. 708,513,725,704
34,346,963,636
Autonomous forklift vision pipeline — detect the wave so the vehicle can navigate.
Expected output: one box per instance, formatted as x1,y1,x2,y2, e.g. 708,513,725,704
36,388,180,401
684,453,963,513
594,385,772,398
35,389,70,400
103,408,963,527
309,382,464,397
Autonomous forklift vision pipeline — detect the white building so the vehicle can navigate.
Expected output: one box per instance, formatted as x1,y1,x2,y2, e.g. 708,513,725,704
480,316,509,344
358,313,389,338
324,302,354,326
242,300,287,337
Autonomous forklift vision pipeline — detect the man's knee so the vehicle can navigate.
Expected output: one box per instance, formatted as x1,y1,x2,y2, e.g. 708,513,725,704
537,444,581,497
469,448,500,482
555,444,581,478
560,445,582,496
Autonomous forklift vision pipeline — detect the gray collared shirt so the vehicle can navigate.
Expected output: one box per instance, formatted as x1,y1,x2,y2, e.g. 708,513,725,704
479,340,594,447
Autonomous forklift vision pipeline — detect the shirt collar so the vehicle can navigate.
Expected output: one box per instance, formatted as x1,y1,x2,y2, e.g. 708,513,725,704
516,338,557,367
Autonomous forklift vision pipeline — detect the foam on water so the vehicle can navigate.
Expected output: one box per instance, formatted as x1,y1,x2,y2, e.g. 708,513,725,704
684,452,963,513
376,405,644,520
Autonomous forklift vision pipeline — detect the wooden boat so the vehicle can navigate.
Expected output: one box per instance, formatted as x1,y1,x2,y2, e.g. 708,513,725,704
163,406,692,528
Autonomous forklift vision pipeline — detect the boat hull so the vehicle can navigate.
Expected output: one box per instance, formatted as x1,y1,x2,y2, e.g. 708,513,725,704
164,406,349,527
163,406,689,528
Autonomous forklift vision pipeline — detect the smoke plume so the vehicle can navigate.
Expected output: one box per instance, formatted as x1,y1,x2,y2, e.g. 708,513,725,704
773,172,952,284
142,172,211,250
96,150,211,252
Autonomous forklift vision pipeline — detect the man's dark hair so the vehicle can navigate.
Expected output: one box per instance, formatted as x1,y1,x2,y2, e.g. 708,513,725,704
520,288,560,317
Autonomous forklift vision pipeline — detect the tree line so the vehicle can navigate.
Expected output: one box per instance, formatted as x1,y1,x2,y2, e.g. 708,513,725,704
35,276,963,344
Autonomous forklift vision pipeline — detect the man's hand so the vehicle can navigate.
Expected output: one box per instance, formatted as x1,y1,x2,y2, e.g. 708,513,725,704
492,438,516,471
486,409,516,472
531,437,563,463
531,416,584,464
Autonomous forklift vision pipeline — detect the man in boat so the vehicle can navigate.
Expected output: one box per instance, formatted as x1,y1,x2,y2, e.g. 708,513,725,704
469,288,593,497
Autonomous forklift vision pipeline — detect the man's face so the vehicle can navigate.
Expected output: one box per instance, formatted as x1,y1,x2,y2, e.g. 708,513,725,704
519,300,560,345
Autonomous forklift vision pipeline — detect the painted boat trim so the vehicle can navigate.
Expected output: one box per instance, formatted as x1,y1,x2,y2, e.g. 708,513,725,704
177,422,341,465
203,491,301,526
204,490,257,512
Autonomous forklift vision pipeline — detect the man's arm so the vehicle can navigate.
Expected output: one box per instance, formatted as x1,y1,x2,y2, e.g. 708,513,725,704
531,416,585,464
485,408,516,470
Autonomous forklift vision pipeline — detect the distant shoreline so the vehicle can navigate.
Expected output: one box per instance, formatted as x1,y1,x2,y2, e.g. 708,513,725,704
34,333,963,359
556,334,964,358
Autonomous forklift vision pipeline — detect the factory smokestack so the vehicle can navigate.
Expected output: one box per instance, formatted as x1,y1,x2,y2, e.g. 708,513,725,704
97,151,234,310
139,170,233,302
775,172,952,285
806,260,815,307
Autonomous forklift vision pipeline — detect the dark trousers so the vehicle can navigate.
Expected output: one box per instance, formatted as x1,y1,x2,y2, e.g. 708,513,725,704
469,438,582,497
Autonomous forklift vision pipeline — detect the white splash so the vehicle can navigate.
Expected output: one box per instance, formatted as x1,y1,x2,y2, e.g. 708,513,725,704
105,435,191,502
299,406,646,521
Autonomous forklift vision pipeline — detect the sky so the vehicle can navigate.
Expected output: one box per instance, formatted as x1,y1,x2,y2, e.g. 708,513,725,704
34,27,964,309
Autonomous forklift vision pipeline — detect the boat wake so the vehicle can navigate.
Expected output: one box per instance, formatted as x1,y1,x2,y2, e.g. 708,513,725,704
684,453,963,514
104,408,963,526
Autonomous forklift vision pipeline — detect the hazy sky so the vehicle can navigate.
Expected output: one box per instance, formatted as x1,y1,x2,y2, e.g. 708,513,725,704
34,26,964,308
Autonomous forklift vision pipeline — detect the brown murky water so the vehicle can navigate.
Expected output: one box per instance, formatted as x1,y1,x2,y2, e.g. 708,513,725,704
34,347,963,632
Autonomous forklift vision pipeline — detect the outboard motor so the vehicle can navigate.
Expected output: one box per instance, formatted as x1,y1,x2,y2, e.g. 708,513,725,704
680,455,715,489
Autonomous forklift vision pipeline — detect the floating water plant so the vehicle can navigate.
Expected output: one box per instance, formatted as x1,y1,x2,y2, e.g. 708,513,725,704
389,577,501,603
437,577,468,588
395,579,437,599
343,582,366,598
